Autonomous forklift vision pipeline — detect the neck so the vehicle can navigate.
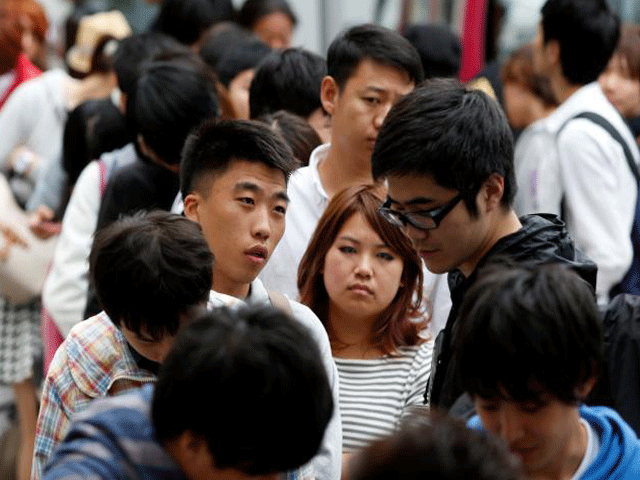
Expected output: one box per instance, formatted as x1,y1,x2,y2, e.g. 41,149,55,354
327,305,382,358
319,142,376,198
529,416,587,480
212,271,251,299
550,72,582,105
459,209,522,277
65,73,115,110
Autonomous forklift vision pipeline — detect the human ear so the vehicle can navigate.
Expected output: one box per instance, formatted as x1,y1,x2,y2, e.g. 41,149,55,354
545,39,560,69
183,193,201,222
575,376,598,401
320,76,339,117
480,173,505,212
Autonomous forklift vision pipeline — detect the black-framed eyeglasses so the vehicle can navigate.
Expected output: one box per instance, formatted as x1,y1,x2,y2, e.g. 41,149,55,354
378,194,462,231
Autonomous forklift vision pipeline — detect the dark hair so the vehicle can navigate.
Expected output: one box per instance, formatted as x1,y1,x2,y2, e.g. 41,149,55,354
402,24,461,79
371,78,515,216
250,48,326,119
454,262,602,404
501,44,558,108
349,412,522,480
152,0,235,46
126,56,219,165
210,33,271,87
113,32,190,98
89,211,213,341
541,0,620,85
152,305,333,474
199,22,253,74
237,0,297,30
327,24,424,89
88,34,118,74
180,118,298,198
257,110,321,166
298,184,425,354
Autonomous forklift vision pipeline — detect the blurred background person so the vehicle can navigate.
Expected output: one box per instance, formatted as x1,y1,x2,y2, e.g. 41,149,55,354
237,0,296,49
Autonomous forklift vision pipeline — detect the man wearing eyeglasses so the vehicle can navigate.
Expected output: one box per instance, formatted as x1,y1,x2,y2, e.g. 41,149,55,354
371,78,598,415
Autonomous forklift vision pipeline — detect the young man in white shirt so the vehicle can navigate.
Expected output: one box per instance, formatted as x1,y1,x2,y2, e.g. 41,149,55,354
180,118,341,480
258,25,451,334
530,0,639,303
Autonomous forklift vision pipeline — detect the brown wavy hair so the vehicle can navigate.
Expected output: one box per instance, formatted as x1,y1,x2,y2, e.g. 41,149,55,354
298,184,426,355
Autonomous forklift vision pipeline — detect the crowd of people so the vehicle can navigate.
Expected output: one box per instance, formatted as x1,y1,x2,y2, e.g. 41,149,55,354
0,0,640,479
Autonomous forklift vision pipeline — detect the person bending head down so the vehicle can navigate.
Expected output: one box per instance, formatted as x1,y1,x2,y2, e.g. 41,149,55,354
458,263,640,479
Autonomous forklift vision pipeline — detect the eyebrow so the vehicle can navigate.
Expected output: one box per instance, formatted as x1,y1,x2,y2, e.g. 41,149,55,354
362,86,387,95
338,236,389,249
234,181,290,203
386,194,436,207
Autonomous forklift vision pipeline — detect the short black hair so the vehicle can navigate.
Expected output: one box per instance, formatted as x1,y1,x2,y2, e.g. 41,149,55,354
199,22,253,75
152,305,333,474
371,78,515,216
257,110,321,166
541,0,620,85
113,32,189,98
237,0,297,30
350,412,522,480
89,211,214,341
249,48,326,119
454,262,602,404
208,33,271,87
126,55,219,165
152,0,235,46
403,24,461,79
180,118,298,198
327,24,424,89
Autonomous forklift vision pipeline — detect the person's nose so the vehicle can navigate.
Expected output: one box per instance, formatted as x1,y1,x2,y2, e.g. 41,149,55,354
373,101,393,130
354,254,373,279
252,206,271,240
497,406,526,445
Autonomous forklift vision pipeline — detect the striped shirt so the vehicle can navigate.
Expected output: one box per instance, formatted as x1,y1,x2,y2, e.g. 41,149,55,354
335,341,433,451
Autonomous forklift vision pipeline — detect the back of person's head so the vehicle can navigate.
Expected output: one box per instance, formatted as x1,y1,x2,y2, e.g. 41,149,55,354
257,110,321,166
237,0,297,31
113,32,190,98
180,118,298,198
126,55,218,165
89,211,214,341
210,33,271,87
541,0,619,85
402,24,461,79
152,0,235,46
372,78,515,216
250,48,326,119
327,24,424,89
455,262,601,405
152,305,333,475
349,412,522,480
198,22,252,74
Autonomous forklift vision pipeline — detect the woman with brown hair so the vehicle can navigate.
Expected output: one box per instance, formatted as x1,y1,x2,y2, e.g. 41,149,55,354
298,184,432,454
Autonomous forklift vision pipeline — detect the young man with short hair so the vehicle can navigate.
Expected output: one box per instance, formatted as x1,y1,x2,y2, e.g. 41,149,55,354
460,263,640,479
371,78,597,412
32,211,235,479
180,118,341,480
258,25,451,334
43,305,334,480
528,0,639,302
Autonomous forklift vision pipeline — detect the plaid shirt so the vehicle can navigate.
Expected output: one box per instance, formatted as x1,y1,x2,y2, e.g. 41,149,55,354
32,312,156,480
32,290,241,480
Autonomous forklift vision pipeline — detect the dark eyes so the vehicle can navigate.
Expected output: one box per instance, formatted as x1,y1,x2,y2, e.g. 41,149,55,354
363,97,381,105
274,205,287,215
238,197,254,205
338,246,356,254
377,252,395,261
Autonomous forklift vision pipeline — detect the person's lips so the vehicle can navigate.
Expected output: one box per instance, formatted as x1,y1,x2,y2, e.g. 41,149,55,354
245,245,268,265
348,283,374,296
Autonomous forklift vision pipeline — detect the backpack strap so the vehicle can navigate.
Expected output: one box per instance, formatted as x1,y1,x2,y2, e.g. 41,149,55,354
560,111,640,182
268,290,293,316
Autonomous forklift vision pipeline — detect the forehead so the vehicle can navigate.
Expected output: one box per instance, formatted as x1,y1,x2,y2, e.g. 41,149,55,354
386,174,457,206
206,159,286,193
340,58,414,96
